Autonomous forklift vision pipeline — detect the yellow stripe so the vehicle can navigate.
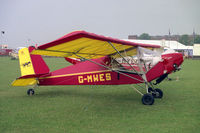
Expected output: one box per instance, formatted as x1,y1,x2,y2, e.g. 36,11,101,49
40,70,111,79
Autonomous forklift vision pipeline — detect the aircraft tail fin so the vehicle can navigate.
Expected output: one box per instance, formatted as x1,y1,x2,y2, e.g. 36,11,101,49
12,46,49,86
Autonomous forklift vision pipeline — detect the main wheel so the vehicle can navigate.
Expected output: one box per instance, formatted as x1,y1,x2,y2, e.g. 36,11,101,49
142,94,154,105
152,88,163,98
27,88,35,96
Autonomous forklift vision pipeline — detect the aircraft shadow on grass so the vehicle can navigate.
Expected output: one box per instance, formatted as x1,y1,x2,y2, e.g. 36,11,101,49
31,88,141,104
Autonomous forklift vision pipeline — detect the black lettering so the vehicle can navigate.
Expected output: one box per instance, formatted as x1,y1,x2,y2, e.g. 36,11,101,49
22,61,31,67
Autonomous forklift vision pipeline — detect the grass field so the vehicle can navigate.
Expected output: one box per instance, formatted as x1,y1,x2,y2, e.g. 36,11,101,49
0,57,200,133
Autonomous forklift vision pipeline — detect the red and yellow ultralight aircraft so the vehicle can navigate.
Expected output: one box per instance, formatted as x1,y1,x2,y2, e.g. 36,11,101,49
12,31,184,105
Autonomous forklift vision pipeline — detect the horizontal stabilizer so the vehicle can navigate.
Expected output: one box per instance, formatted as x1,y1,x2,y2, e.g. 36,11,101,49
12,78,37,86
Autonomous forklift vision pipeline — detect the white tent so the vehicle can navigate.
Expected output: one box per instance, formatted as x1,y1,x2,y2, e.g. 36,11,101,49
193,44,200,56
124,39,193,56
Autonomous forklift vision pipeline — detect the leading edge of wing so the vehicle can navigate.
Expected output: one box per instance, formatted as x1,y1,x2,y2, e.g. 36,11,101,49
36,31,160,49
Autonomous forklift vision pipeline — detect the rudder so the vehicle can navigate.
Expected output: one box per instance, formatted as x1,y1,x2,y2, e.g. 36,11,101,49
19,46,49,76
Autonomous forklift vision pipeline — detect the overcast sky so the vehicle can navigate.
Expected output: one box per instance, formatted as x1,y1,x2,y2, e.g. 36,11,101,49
0,0,199,48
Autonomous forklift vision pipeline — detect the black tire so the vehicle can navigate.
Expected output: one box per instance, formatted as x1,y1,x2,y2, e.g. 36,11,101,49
142,94,154,105
152,88,163,98
148,87,153,93
27,88,35,96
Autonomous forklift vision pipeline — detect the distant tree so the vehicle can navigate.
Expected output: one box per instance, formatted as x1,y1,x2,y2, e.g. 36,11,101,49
138,33,151,40
179,34,192,46
194,35,200,44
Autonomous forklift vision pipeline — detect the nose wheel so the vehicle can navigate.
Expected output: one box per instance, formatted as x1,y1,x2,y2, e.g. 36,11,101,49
148,87,163,98
27,88,35,96
131,86,163,105
152,88,163,98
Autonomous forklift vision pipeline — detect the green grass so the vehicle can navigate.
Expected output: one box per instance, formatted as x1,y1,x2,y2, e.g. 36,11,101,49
0,57,200,133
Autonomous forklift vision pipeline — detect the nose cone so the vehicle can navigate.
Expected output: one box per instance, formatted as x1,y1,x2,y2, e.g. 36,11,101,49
162,52,184,73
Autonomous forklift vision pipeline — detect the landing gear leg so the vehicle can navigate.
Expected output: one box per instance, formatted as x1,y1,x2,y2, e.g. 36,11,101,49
131,85,155,105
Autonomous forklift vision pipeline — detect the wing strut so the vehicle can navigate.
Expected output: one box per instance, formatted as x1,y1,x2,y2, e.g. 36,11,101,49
107,41,140,75
107,42,149,80
107,42,154,93
73,53,145,89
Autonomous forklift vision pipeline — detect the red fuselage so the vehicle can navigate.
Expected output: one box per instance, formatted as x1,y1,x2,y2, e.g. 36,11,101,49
38,53,183,86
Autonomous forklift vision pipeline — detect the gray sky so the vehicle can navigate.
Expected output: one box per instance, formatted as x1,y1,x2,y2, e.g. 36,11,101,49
0,0,199,48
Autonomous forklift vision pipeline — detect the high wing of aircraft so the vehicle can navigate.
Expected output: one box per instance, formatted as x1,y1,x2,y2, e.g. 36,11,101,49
12,31,184,105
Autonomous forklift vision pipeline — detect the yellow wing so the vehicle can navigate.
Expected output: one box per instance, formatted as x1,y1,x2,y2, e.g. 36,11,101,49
31,31,160,59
